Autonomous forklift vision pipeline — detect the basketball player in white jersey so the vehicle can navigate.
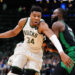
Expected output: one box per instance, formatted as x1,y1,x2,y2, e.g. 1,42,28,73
0,5,73,75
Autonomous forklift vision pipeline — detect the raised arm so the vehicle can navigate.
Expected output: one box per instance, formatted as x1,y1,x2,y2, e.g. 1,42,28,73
39,22,74,68
0,18,27,38
39,22,64,53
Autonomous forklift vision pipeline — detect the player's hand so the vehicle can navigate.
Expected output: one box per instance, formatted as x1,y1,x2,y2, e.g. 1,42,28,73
59,52,74,69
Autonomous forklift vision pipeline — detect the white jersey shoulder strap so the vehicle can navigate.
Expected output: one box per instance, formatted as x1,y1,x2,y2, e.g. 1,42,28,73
23,17,30,28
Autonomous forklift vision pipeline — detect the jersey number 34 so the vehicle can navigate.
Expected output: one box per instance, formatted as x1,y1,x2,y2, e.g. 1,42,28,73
27,37,34,44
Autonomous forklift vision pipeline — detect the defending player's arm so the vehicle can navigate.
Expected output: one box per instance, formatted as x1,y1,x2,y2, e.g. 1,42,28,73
39,22,74,69
0,18,27,38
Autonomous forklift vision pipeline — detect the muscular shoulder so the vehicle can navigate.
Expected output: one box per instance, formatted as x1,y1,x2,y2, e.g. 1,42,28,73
52,21,65,32
38,22,49,33
18,18,27,27
40,22,49,29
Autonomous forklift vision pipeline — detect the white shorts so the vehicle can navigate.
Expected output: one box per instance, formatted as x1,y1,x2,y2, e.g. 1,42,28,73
8,43,43,72
7,42,23,66
7,55,15,66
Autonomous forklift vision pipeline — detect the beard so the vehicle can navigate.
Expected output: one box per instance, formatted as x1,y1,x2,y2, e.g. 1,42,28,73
51,16,58,24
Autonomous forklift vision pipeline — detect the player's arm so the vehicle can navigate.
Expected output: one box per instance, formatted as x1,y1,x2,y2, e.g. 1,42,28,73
39,22,64,53
52,21,74,68
39,22,74,68
0,18,27,38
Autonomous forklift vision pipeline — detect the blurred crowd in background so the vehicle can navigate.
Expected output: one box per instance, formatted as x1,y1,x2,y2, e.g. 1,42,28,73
0,0,75,75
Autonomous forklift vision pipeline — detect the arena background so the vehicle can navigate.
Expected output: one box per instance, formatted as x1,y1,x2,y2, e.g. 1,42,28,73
0,0,75,58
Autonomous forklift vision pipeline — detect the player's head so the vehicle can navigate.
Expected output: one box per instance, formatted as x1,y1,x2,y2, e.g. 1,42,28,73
51,8,66,23
30,5,43,26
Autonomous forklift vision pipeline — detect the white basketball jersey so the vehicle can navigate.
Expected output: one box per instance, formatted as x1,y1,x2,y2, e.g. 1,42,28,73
23,17,44,50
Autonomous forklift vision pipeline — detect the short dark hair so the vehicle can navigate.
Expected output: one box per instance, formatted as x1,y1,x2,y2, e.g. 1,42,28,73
30,5,43,14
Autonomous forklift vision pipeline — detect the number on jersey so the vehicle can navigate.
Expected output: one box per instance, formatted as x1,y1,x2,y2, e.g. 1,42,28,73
27,37,34,44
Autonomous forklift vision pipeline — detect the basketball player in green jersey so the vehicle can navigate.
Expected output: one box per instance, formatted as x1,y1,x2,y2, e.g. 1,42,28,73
51,8,75,75
0,6,73,75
